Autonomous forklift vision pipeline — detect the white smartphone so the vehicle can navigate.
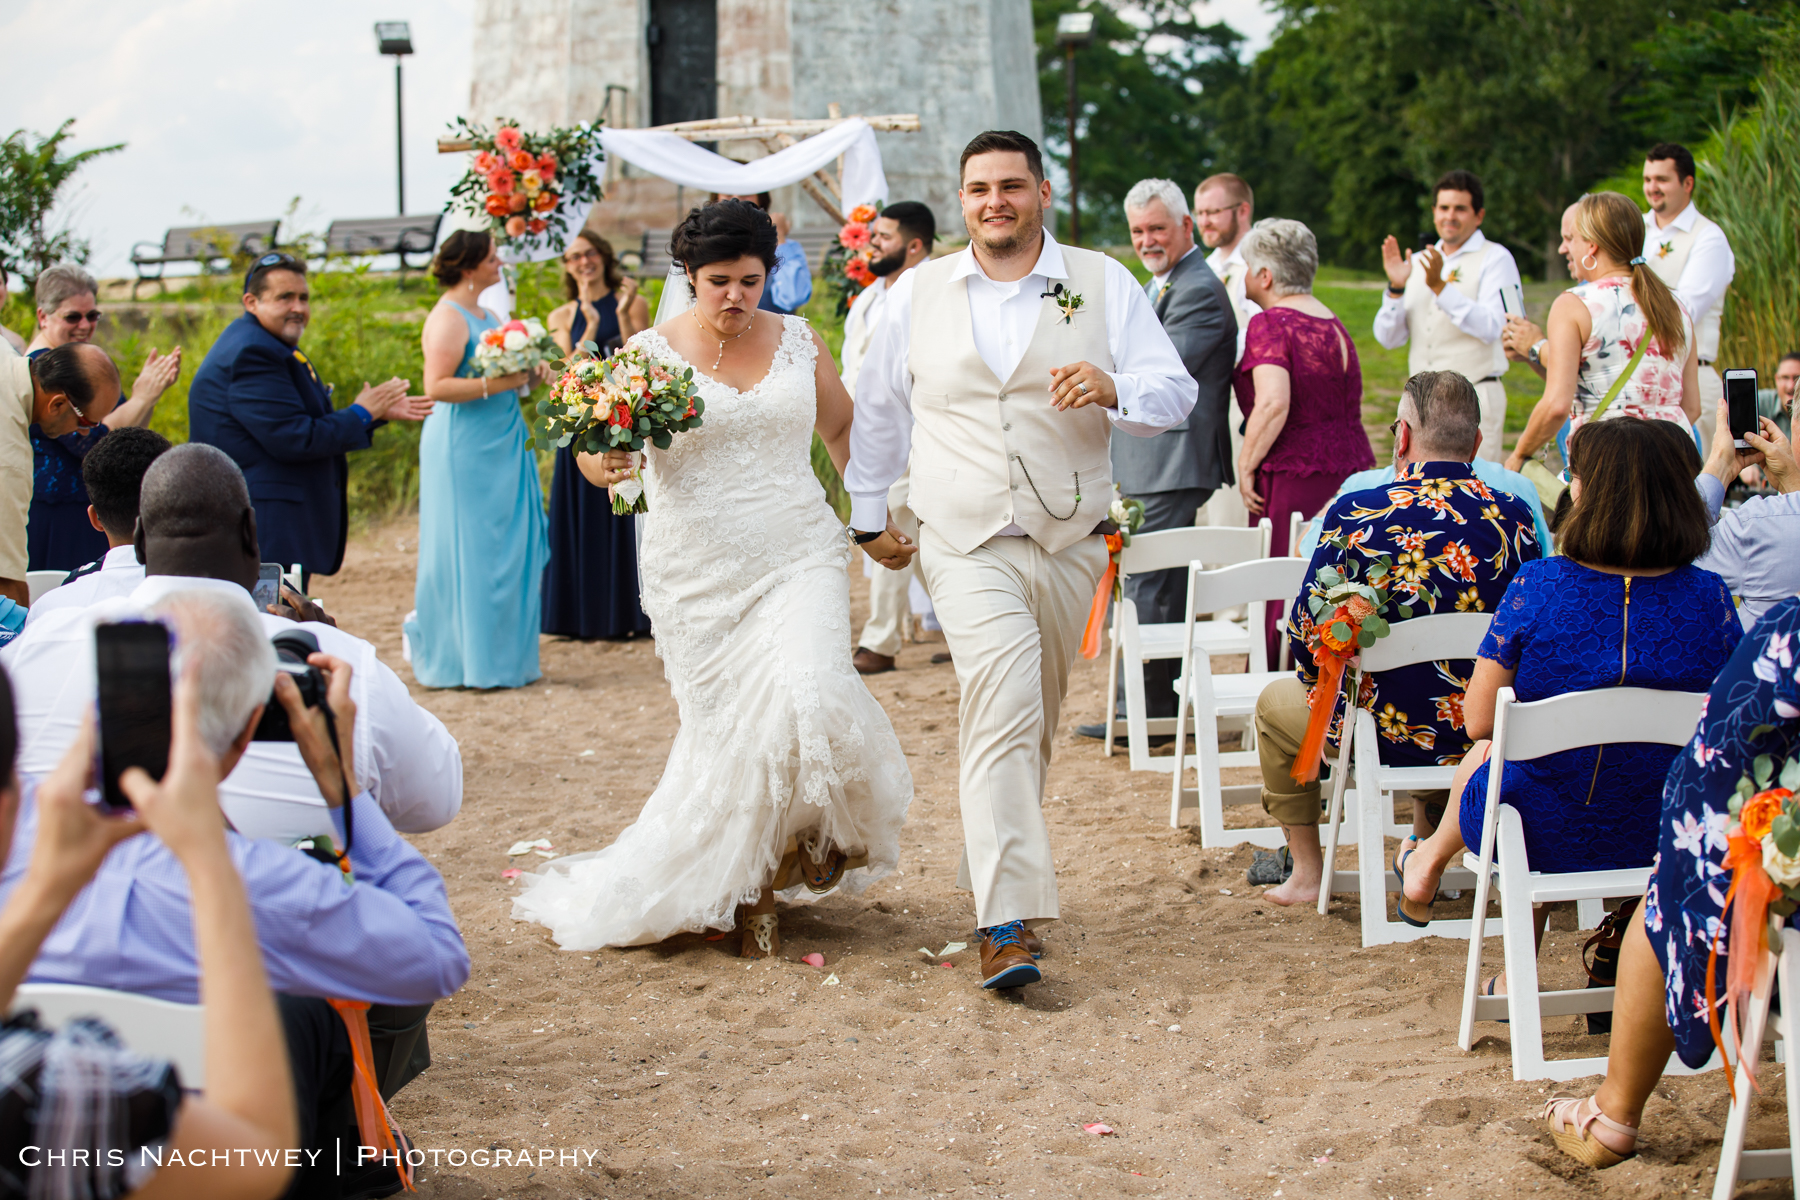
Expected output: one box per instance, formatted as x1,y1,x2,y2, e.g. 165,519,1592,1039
1724,368,1759,450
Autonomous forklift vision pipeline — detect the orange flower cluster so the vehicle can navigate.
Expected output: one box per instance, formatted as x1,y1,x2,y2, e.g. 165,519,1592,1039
473,126,560,239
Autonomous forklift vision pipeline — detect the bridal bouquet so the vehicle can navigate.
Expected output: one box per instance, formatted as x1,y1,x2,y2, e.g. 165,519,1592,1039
1289,536,1440,783
474,318,559,392
533,345,706,514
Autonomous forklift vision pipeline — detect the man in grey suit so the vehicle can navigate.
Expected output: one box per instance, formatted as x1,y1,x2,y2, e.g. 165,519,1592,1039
1079,178,1237,739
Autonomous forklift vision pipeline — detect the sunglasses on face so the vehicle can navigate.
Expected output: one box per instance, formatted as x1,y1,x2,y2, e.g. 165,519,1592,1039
60,310,102,325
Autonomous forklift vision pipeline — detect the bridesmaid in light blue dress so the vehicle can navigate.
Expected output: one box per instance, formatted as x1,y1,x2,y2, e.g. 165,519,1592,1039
408,229,549,688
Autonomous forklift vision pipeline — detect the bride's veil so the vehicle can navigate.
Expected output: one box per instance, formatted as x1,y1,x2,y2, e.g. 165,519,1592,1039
653,262,693,325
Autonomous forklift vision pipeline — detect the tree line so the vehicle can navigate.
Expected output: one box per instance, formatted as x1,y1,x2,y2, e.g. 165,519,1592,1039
1035,0,1783,279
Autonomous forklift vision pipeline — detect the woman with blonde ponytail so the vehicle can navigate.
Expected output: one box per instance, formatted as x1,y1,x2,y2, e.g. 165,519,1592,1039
1504,191,1700,475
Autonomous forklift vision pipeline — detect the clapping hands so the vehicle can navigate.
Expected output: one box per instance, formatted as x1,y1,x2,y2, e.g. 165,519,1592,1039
132,346,182,404
355,377,434,421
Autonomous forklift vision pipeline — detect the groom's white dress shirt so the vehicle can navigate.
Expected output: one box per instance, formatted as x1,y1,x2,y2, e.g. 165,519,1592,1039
847,233,1195,536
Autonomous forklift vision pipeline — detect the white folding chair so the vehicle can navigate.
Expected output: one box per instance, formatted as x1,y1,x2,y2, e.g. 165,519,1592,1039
1456,686,1711,1081
11,983,206,1087
1104,520,1272,770
1167,556,1312,840
1714,925,1800,1197
1315,613,1494,945
25,570,66,604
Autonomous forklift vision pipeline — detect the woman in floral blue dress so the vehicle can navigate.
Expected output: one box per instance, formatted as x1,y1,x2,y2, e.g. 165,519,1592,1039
1540,597,1800,1168
1397,419,1741,935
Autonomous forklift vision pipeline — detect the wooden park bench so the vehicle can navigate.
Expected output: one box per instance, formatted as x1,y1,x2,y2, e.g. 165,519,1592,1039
322,213,444,275
130,220,281,297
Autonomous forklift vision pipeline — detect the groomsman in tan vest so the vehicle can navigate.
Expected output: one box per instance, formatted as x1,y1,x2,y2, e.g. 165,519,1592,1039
1375,170,1523,462
847,131,1196,990
1642,141,1735,440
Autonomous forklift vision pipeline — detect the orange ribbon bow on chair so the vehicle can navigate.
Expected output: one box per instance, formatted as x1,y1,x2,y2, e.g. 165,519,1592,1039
1291,596,1375,784
1079,531,1125,660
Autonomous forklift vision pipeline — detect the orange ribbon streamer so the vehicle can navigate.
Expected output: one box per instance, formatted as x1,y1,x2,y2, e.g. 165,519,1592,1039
1291,648,1352,785
1080,532,1125,660
1707,832,1778,1101
327,998,417,1191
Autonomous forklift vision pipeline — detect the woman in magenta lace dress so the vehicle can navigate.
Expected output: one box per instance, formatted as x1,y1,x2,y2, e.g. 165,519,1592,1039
1233,218,1375,656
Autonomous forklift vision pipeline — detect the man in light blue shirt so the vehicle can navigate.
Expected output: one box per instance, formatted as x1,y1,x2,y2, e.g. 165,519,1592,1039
1296,454,1552,558
1695,409,1800,629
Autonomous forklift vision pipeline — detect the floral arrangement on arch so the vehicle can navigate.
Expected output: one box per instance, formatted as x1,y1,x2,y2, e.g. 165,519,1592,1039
822,203,882,317
445,117,604,256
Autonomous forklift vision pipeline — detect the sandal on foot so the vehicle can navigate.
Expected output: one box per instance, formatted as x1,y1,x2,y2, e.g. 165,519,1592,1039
1542,1094,1637,1168
798,834,849,895
1393,838,1433,927
739,908,779,959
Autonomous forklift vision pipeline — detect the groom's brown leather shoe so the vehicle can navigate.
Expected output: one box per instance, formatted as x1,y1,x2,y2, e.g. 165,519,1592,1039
978,922,1042,989
853,648,895,675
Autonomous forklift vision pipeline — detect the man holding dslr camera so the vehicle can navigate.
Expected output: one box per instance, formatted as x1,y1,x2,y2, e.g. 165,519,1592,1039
0,584,467,1196
4,444,463,838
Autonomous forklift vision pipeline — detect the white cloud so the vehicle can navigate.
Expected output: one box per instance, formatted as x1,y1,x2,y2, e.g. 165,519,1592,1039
2,0,474,277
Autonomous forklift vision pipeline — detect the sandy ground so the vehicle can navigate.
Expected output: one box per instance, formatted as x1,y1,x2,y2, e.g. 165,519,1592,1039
315,516,1790,1200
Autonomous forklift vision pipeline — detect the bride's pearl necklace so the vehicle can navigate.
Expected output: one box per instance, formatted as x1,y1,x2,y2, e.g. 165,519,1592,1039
694,309,753,370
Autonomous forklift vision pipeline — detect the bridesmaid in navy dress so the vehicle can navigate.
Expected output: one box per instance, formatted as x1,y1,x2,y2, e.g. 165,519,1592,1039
542,231,654,639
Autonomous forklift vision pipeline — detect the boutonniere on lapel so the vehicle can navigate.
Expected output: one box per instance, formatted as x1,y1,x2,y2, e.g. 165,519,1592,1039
1041,282,1085,324
1442,266,1462,285
1656,239,1675,260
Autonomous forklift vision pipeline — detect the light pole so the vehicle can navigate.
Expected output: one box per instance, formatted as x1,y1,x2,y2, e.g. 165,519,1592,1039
1055,12,1095,246
375,22,414,214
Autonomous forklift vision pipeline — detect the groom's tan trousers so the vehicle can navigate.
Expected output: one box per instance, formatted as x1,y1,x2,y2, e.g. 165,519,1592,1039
917,524,1108,928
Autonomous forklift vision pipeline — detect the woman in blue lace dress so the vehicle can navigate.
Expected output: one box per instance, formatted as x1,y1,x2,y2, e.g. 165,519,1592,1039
1397,419,1740,937
541,231,653,639
1538,598,1800,1168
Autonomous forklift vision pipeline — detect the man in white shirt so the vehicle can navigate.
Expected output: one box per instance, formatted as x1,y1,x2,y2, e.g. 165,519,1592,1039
4,443,462,838
1193,173,1260,529
1642,141,1735,440
847,130,1195,990
1375,170,1523,463
844,201,938,675
24,425,169,624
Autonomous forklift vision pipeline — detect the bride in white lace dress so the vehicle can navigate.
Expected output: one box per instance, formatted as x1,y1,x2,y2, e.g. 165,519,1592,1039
512,201,912,958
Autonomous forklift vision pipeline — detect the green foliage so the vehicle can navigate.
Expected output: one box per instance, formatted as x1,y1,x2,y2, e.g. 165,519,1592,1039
0,120,125,284
1704,23,1800,375
1034,0,1777,276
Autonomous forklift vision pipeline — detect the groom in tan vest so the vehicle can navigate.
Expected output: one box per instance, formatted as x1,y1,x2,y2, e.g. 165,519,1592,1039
847,131,1196,990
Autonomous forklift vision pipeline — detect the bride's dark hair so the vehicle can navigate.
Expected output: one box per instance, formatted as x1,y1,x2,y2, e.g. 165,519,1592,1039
669,200,780,291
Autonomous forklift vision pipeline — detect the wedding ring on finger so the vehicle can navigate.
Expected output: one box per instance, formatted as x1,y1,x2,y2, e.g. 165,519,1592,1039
1077,381,1089,395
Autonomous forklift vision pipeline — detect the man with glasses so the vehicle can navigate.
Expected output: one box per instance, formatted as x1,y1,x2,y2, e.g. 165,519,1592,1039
2,343,122,606
189,253,430,589
1194,173,1259,531
22,264,180,571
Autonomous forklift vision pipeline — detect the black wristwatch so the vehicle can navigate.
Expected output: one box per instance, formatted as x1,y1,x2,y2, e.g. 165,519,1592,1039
1386,284,1405,298
850,529,884,545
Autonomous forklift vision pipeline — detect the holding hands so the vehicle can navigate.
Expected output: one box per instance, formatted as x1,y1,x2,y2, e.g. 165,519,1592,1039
356,377,434,421
857,521,918,572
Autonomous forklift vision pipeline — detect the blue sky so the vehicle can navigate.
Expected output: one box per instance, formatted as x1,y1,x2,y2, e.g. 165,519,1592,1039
1,0,1277,281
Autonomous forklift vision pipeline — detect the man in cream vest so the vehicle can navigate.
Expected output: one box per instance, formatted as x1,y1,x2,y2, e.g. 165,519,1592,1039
843,201,939,675
847,131,1196,990
1642,141,1736,440
1374,170,1523,462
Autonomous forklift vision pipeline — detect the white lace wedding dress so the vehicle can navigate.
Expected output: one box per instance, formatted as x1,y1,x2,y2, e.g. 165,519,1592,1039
512,314,913,949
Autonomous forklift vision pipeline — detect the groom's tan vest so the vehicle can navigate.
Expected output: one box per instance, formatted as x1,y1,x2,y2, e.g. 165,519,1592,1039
906,245,1114,556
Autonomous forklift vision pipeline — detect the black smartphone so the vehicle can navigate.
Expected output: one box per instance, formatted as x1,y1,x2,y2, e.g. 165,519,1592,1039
1725,368,1759,449
252,563,282,612
94,621,171,811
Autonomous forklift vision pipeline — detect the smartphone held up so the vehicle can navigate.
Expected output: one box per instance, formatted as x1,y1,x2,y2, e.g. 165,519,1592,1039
1725,368,1759,450
94,621,172,812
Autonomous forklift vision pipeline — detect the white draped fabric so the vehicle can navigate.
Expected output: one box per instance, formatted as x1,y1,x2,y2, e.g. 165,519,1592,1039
450,117,888,320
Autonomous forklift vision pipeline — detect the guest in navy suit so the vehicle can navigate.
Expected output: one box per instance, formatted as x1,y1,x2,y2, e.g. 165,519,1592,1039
188,253,431,586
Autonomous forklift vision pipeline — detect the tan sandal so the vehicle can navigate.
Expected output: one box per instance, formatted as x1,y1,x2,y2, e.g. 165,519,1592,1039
740,909,779,959
1543,1094,1637,1168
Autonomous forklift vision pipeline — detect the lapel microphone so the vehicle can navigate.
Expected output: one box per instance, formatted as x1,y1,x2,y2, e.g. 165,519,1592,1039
1039,283,1065,300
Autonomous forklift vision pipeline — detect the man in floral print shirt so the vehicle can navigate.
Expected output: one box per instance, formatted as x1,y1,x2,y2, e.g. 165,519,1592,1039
1252,371,1541,904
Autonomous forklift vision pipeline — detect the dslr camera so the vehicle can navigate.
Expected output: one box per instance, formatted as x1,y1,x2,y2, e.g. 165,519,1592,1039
251,630,326,742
